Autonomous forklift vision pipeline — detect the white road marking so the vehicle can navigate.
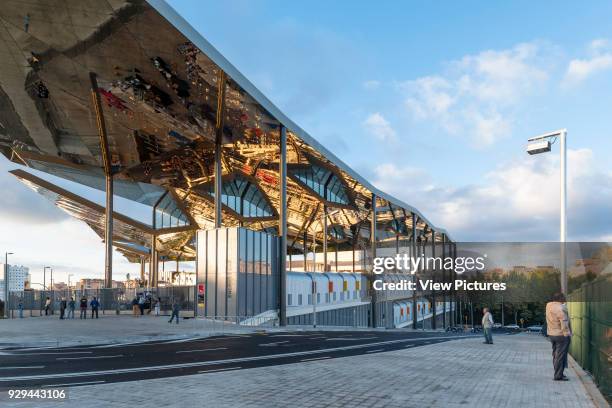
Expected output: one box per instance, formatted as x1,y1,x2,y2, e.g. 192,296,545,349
325,336,377,341
0,366,45,370
197,367,241,374
300,356,331,362
15,351,93,356
0,335,467,382
259,341,290,347
176,347,227,354
56,354,123,361
42,380,105,387
365,349,385,353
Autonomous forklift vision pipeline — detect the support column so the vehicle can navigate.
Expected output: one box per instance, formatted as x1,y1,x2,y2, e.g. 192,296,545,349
140,257,145,284
441,234,446,329
322,204,328,271
303,231,308,272
150,236,158,287
431,231,436,330
412,213,418,330
279,125,288,326
89,72,113,288
214,71,226,228
370,193,377,328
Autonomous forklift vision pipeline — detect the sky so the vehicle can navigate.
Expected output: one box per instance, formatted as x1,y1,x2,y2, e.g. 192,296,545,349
1,0,612,285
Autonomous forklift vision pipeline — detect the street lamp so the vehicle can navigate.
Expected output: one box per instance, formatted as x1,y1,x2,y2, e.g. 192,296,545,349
68,274,74,289
43,266,51,291
526,129,567,294
4,252,14,318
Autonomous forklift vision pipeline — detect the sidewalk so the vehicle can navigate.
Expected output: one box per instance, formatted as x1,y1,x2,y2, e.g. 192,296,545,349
0,314,261,348
6,333,604,408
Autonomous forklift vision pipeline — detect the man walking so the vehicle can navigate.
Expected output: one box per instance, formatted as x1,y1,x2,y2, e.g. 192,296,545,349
168,299,180,324
90,296,100,319
79,295,88,319
546,293,572,381
482,307,494,344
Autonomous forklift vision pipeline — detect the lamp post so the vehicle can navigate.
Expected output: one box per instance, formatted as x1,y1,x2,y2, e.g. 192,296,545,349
4,252,14,318
43,266,51,291
526,129,567,294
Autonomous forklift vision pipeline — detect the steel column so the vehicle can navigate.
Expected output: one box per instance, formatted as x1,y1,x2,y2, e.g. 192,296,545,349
150,236,158,287
441,234,446,329
89,72,114,289
323,204,328,271
412,213,418,330
370,193,377,328
214,71,226,228
279,125,288,326
431,231,436,330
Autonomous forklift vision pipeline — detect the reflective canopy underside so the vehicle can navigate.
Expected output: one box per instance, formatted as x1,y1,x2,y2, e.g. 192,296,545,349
0,0,451,263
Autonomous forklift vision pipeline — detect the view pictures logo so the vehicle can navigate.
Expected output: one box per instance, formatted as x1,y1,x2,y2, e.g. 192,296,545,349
373,254,486,275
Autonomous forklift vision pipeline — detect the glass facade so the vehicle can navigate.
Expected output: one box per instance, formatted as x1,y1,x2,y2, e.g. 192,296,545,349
197,227,278,319
291,164,350,205
207,175,274,218
154,192,189,229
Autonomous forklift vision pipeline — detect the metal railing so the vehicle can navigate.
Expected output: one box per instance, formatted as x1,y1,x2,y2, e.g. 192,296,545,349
567,274,611,403
5,286,196,318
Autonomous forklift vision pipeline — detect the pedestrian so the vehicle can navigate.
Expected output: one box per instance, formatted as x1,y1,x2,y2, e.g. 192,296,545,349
154,298,160,317
168,299,180,324
68,297,75,319
44,296,51,316
59,297,66,320
17,299,24,319
482,307,494,344
138,294,145,316
90,297,100,319
79,295,88,319
132,297,139,317
546,292,572,381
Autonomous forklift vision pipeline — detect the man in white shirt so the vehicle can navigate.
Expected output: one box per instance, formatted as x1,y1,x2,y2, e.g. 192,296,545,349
482,307,494,344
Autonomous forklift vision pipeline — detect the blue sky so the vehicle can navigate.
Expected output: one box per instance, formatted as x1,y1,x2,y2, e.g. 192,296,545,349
2,0,612,283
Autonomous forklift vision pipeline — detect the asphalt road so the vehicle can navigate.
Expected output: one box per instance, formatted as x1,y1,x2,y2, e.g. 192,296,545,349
0,330,480,389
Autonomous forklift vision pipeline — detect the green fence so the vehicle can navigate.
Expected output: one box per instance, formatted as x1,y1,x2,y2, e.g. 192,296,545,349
567,274,611,402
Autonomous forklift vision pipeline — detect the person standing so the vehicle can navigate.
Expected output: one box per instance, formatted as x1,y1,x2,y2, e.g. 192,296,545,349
482,307,494,344
154,298,160,317
68,297,75,319
90,297,100,319
44,297,51,316
59,297,66,320
17,299,24,318
168,299,180,324
138,294,145,316
79,295,88,319
546,293,572,381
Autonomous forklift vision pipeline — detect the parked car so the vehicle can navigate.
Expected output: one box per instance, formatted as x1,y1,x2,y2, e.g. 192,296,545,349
492,323,502,329
527,325,543,333
504,324,520,331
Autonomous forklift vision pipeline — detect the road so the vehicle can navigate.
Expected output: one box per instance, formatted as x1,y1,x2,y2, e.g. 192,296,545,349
0,330,479,389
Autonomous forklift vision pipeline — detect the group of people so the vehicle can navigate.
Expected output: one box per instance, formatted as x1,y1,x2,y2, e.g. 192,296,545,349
479,292,573,381
129,294,181,324
16,296,100,319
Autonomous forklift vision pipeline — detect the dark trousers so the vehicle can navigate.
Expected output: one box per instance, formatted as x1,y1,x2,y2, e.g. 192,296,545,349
91,307,98,319
169,311,179,324
80,307,87,319
139,304,144,315
550,335,570,380
60,308,65,319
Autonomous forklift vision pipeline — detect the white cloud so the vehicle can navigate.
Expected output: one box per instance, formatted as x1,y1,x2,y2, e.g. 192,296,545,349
399,42,550,146
372,148,612,241
363,80,380,90
363,112,397,142
564,39,612,86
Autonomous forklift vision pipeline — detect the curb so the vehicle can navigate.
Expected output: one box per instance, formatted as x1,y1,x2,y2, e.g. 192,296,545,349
569,355,610,408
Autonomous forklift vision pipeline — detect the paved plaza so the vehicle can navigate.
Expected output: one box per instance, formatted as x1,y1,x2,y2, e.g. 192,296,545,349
2,333,605,408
